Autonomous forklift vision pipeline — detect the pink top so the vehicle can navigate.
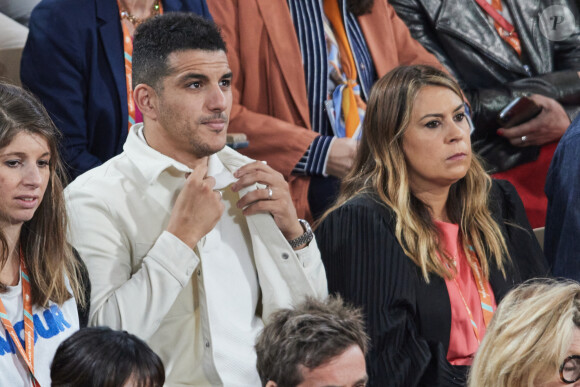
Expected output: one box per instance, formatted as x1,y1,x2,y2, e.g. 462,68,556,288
435,221,497,366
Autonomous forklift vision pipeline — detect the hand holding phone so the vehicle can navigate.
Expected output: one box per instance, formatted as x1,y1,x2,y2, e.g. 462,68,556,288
497,96,542,128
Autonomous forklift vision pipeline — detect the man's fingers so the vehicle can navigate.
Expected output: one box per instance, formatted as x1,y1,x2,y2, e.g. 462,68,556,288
236,187,273,209
190,157,209,179
234,161,278,179
499,120,534,140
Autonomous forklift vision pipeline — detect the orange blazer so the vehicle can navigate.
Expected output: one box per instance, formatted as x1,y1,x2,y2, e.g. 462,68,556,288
209,0,444,219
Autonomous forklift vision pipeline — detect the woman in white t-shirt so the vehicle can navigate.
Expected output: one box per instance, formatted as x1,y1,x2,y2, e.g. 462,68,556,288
0,82,86,387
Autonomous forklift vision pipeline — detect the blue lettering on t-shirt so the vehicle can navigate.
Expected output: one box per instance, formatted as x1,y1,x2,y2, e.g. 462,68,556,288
0,305,71,356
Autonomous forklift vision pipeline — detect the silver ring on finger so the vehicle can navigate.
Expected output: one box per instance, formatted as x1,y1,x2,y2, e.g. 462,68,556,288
267,186,273,200
521,135,527,144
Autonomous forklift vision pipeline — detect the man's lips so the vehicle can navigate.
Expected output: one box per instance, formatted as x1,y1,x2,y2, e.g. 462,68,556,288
202,120,227,130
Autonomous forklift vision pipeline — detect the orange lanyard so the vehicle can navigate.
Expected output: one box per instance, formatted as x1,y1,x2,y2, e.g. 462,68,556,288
447,248,494,344
474,0,522,56
116,1,164,132
0,249,41,387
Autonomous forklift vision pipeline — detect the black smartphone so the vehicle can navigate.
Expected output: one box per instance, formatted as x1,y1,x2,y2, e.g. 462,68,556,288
497,96,542,128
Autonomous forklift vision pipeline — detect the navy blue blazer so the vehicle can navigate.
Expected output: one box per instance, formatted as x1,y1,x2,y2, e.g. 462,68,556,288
21,0,212,179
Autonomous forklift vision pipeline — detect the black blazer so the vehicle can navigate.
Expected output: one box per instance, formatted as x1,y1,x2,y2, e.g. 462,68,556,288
315,180,548,386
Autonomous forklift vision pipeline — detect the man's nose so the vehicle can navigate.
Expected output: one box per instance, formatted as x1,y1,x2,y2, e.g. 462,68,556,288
207,84,228,112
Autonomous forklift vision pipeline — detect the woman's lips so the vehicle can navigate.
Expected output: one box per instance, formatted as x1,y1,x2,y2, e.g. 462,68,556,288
15,196,39,209
447,152,467,161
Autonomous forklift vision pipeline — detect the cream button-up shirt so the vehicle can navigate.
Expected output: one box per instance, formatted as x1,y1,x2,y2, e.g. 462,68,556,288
65,124,327,386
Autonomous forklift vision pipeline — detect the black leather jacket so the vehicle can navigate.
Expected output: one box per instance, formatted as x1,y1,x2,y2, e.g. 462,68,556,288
391,0,580,172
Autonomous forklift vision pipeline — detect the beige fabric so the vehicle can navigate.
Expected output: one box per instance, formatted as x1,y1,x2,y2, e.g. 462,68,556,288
65,125,327,386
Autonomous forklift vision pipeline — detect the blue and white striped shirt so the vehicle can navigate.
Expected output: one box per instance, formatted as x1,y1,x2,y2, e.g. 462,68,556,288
288,0,376,176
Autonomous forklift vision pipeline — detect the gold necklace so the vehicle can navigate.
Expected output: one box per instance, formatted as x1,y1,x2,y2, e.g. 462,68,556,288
119,0,161,27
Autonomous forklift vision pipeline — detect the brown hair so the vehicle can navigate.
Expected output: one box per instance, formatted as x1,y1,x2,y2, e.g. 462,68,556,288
0,81,85,307
255,296,368,387
318,65,510,281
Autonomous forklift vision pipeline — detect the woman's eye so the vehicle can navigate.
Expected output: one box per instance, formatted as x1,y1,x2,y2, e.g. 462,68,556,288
454,112,466,122
425,120,440,129
5,160,20,167
38,159,50,168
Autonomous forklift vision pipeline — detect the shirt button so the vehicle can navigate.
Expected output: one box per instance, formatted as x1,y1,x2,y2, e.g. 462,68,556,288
281,252,289,260
205,340,210,348
197,269,201,276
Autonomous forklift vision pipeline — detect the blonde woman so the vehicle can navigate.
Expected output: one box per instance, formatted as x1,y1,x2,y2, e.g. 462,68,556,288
0,82,87,386
469,279,580,387
315,65,548,386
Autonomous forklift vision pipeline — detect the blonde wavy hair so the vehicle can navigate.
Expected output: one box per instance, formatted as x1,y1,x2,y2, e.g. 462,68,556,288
0,82,85,308
318,65,510,281
468,279,580,387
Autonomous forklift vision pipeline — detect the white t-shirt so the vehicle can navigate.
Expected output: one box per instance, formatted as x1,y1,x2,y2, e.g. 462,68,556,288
0,275,79,387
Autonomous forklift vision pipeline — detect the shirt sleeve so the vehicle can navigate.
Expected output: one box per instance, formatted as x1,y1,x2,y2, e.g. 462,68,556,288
66,187,200,340
292,135,335,176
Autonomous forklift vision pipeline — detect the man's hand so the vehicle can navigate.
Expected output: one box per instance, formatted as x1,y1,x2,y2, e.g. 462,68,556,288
325,137,358,178
166,158,225,249
232,161,304,243
498,94,570,147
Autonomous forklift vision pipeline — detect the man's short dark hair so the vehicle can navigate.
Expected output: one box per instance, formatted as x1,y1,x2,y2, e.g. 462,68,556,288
51,326,165,387
255,296,369,387
132,12,226,90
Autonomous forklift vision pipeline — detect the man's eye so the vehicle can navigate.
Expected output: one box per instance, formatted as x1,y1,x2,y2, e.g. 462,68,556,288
5,160,20,167
188,82,201,88
220,79,231,87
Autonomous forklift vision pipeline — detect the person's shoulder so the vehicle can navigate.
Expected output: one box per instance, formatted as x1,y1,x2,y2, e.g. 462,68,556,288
66,153,133,194
326,192,395,225
32,0,95,15
489,179,518,202
28,0,97,35
342,192,392,211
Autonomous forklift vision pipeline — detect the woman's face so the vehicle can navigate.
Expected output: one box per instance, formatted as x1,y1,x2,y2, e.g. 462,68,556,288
0,132,51,228
542,328,580,387
402,85,471,194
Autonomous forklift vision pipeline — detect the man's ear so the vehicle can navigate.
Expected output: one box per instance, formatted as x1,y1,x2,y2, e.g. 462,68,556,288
265,381,278,387
133,83,158,121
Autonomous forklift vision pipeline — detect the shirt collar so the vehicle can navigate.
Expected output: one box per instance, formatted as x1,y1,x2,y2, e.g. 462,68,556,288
125,123,240,187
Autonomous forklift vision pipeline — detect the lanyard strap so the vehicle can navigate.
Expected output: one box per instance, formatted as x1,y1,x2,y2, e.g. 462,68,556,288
473,0,522,56
0,249,41,387
116,0,164,132
447,248,494,344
